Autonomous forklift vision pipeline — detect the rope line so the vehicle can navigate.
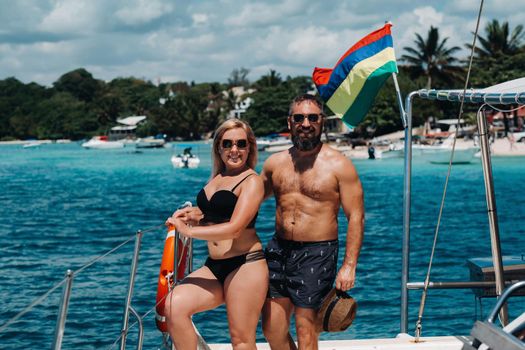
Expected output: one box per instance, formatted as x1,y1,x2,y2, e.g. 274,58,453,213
106,238,190,350
0,278,67,333
414,0,485,341
485,103,525,113
0,223,165,334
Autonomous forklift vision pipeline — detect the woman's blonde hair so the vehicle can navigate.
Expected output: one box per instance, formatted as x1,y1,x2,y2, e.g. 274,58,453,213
211,119,258,178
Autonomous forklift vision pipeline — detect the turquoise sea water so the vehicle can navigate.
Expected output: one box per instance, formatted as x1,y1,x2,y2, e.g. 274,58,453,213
0,142,524,349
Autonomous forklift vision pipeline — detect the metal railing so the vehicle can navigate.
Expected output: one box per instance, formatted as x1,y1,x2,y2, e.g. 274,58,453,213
0,221,195,350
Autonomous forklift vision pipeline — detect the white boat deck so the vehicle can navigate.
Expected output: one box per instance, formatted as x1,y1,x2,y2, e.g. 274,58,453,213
208,334,470,349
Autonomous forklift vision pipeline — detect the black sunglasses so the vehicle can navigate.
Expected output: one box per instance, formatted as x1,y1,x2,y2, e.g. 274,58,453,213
221,139,248,149
291,113,321,124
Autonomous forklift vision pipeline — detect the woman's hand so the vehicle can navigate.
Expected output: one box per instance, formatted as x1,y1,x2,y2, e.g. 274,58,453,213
165,215,193,238
172,207,203,226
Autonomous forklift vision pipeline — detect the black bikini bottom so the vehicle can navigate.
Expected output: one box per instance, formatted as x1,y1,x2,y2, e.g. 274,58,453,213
205,250,265,285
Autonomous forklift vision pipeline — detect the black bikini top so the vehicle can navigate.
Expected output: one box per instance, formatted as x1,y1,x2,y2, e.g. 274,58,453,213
197,173,258,228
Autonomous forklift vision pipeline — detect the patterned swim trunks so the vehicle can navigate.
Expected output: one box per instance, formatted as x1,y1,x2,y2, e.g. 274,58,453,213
265,235,339,309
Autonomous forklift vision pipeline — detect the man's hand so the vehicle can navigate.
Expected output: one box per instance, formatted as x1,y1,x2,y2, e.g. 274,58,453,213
335,264,356,291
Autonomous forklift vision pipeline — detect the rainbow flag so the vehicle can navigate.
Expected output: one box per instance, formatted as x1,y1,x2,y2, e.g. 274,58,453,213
313,23,398,127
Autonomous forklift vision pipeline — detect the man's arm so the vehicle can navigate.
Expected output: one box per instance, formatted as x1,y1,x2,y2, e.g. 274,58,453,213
335,157,364,291
260,155,275,200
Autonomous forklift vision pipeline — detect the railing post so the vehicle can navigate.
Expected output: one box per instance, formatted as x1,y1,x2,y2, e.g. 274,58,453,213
188,238,194,273
120,230,143,350
477,109,508,325
52,269,74,350
401,92,416,333
128,306,144,350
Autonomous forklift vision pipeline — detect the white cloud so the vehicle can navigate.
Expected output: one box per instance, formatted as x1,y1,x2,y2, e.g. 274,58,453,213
1,0,524,86
39,0,100,33
224,0,304,27
192,13,209,26
115,0,174,26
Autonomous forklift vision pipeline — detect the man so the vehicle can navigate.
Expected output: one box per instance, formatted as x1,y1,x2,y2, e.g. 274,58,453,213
261,94,364,350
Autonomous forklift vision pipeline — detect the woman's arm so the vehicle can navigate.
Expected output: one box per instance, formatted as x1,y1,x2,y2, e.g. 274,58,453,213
171,206,204,226
168,175,264,240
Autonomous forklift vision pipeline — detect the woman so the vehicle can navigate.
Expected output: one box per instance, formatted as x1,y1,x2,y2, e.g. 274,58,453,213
165,119,268,350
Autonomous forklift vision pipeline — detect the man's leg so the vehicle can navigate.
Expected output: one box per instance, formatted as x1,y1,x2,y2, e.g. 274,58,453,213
262,298,297,350
295,307,319,350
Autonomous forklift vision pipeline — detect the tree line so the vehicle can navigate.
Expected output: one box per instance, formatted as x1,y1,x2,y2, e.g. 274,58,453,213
0,19,523,141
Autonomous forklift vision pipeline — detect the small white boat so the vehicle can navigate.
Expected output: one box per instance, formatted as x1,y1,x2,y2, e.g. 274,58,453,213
257,136,293,152
422,147,479,164
81,136,125,149
171,154,200,168
135,137,165,149
23,141,42,149
380,136,479,164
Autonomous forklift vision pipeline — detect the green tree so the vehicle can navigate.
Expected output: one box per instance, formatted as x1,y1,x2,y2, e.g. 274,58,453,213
245,74,316,135
401,26,463,89
470,19,524,57
53,68,102,102
254,69,283,89
0,78,50,139
228,67,250,87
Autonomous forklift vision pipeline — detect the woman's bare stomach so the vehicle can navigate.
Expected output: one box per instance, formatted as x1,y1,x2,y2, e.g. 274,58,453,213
207,228,262,259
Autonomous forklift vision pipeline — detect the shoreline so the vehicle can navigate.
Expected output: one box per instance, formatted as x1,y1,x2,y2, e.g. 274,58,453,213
331,138,525,159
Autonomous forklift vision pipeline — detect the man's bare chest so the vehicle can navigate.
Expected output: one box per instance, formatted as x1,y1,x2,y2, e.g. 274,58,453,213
272,166,337,201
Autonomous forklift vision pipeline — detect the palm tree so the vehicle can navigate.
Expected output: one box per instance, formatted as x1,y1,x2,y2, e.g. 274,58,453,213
468,19,524,57
401,26,462,89
255,69,282,88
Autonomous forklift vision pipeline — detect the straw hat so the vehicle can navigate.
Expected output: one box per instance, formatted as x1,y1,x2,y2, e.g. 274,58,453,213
316,288,357,332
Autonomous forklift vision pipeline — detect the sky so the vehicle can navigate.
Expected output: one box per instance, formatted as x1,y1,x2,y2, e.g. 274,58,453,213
0,0,523,87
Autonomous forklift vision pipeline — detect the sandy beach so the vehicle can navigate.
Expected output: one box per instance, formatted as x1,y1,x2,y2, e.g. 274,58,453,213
333,137,525,160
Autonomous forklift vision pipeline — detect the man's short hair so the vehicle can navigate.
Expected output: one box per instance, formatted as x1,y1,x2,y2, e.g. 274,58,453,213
288,94,325,116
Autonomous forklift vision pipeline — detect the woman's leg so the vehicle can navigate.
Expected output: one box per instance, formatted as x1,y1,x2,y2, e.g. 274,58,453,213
164,266,223,350
224,259,269,350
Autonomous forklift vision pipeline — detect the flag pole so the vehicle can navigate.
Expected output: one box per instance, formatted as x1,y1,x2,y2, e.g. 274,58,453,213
385,21,407,128
392,72,407,128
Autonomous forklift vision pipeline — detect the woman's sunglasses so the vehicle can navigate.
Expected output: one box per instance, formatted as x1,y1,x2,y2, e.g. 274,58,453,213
221,139,248,149
291,113,321,124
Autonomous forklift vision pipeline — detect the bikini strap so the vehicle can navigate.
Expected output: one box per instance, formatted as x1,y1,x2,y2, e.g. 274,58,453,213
231,173,254,192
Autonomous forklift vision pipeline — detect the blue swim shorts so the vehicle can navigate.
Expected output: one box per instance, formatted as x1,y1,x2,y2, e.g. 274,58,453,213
264,235,339,309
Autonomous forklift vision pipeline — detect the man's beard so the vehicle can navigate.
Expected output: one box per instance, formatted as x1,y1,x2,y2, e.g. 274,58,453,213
292,131,322,151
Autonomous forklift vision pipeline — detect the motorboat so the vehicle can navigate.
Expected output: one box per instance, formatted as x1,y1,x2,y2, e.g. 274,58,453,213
380,136,479,164
171,153,200,168
257,135,293,152
135,137,166,149
22,141,42,149
81,136,125,149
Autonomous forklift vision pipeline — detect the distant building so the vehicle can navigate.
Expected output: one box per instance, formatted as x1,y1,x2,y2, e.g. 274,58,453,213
108,115,147,141
228,97,254,119
224,86,256,119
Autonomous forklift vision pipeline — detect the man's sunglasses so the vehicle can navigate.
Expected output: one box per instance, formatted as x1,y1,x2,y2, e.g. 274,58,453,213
221,139,248,149
291,113,321,124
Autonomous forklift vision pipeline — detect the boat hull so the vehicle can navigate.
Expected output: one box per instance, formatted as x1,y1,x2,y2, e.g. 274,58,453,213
171,155,200,168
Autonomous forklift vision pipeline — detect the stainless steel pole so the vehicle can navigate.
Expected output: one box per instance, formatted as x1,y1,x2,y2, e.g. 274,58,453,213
52,269,74,350
120,230,143,350
476,109,508,325
401,92,416,333
392,73,408,128
188,238,194,273
128,306,143,350
174,231,180,278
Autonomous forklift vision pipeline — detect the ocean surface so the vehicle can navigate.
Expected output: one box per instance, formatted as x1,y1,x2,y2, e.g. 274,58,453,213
0,142,524,349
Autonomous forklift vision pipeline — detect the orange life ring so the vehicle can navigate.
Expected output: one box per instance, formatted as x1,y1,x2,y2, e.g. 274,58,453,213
155,224,189,333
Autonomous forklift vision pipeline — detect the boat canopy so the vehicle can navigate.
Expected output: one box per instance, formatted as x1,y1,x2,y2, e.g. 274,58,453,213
416,77,525,105
116,115,147,126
